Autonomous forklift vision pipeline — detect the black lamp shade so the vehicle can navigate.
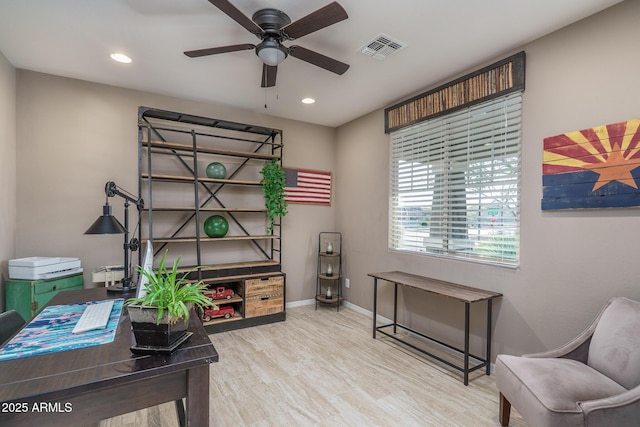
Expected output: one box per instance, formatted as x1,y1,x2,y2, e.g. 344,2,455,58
84,204,126,234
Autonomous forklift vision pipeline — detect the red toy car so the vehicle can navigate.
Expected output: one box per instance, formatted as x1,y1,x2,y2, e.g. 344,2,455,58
204,286,235,301
202,306,234,322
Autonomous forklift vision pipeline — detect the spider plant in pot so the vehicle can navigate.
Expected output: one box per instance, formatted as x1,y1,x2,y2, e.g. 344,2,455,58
259,159,288,234
125,250,212,350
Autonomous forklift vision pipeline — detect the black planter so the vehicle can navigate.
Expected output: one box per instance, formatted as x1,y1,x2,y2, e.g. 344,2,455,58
128,305,191,351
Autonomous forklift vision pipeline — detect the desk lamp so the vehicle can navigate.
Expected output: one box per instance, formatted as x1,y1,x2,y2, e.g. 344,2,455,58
85,181,144,294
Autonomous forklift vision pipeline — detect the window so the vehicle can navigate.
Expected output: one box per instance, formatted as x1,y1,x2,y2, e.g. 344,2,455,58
389,92,522,266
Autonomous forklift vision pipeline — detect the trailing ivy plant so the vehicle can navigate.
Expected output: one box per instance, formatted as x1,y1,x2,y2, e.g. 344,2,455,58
125,250,212,324
260,159,288,234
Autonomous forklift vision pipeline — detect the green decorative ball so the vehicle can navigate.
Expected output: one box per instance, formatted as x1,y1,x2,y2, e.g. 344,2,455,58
204,215,229,238
206,162,227,179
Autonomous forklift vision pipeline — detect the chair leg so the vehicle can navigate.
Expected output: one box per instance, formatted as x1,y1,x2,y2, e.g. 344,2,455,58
499,393,511,426
175,399,186,427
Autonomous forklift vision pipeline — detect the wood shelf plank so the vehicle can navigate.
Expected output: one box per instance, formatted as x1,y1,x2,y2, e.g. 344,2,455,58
201,313,243,325
142,207,267,213
141,173,261,186
206,296,243,304
200,271,283,283
315,295,344,304
318,274,341,280
177,260,280,274
145,140,280,161
145,235,278,244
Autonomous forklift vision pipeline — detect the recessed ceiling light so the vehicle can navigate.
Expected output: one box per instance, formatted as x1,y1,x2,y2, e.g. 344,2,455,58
110,53,132,64
301,98,315,104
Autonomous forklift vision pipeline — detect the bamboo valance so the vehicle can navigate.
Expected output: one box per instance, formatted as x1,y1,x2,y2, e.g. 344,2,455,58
384,51,525,133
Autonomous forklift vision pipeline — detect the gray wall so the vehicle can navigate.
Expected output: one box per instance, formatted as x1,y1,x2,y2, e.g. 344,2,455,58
0,51,16,310
335,0,640,357
14,71,336,304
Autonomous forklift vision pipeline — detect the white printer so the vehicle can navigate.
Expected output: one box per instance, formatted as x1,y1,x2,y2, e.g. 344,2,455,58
9,257,83,280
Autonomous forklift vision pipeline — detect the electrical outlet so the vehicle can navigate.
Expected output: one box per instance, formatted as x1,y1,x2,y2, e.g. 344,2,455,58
345,278,350,288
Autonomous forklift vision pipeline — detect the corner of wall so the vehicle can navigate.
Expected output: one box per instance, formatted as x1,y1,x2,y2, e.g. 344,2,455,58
0,50,17,310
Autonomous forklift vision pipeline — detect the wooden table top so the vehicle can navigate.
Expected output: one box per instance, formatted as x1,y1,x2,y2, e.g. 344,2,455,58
368,271,502,303
0,288,218,402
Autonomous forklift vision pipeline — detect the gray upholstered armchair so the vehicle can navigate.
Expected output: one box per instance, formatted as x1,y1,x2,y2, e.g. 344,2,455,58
496,297,640,426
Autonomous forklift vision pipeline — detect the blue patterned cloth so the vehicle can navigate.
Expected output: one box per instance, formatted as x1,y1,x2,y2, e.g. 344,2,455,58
0,299,124,361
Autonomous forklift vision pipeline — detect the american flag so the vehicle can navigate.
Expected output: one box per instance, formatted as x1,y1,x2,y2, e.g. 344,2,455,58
284,168,332,206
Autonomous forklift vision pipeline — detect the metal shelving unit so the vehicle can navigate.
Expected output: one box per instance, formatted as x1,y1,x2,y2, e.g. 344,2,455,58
137,107,285,332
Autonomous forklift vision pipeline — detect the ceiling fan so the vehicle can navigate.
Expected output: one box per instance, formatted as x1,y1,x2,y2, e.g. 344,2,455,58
184,0,350,88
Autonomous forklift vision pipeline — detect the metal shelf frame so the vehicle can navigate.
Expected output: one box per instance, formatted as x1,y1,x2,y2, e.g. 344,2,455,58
137,107,284,282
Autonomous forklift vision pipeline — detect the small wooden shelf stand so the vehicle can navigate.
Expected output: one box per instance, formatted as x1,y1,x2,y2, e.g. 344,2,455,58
315,232,343,311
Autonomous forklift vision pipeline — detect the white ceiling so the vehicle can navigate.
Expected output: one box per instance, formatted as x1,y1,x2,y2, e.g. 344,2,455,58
0,0,622,127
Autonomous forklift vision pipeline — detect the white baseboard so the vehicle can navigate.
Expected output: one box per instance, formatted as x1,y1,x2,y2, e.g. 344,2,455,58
285,298,315,309
285,298,391,323
343,301,393,324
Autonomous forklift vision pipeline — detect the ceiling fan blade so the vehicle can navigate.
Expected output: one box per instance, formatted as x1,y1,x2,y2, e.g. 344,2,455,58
288,45,349,75
184,43,255,58
208,0,263,35
282,2,348,40
261,64,277,88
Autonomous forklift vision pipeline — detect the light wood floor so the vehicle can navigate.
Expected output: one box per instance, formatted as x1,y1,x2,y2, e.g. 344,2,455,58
97,304,527,427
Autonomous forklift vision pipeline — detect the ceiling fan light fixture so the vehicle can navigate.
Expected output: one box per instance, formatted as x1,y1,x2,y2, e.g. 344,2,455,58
256,38,288,66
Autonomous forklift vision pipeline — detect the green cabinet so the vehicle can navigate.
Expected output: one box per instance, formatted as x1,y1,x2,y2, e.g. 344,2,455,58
5,273,84,321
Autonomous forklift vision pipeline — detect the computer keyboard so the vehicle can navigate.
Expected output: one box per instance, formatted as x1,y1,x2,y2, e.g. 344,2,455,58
72,300,115,334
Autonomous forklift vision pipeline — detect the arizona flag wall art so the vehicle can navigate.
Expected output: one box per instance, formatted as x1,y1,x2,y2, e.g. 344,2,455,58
542,119,640,210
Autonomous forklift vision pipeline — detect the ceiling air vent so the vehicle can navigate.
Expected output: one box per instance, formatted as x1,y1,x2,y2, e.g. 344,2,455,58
358,33,406,60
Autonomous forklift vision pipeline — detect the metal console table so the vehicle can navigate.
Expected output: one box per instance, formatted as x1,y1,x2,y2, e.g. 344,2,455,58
368,271,502,385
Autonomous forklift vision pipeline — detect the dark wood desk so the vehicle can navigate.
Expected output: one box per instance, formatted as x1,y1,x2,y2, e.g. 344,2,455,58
368,271,502,385
0,288,218,427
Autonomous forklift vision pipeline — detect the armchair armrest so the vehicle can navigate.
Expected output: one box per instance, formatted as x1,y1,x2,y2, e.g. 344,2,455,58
579,384,640,426
524,334,592,362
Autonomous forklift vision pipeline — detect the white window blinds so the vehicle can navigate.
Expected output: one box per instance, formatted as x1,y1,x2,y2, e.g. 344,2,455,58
389,92,522,266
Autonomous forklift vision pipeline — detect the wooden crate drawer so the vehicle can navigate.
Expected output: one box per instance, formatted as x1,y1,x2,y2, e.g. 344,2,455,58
245,295,284,318
244,275,284,319
245,276,284,298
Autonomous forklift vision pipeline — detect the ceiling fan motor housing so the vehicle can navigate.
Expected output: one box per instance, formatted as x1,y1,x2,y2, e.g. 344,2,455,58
252,9,291,66
251,8,291,36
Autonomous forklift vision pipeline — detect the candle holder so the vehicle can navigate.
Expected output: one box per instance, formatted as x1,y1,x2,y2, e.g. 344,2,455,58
326,264,333,277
